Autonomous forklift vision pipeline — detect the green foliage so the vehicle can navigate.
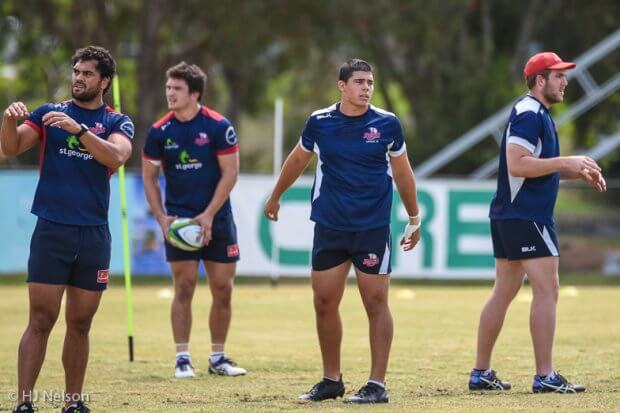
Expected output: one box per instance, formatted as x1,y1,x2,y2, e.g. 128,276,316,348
0,0,618,176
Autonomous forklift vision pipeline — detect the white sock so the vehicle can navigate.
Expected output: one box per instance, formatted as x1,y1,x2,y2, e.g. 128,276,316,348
368,379,385,389
176,351,191,361
323,375,341,382
210,351,225,363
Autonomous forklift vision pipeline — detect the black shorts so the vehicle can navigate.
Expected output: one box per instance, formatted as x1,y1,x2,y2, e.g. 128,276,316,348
491,219,559,260
312,223,392,275
165,214,240,263
28,218,111,291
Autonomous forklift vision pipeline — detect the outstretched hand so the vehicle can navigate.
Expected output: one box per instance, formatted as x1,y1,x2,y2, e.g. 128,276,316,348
580,168,607,192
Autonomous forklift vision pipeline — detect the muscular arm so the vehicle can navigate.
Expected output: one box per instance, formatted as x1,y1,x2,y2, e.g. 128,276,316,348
142,157,178,240
507,143,606,192
192,152,239,244
390,151,421,251
202,152,240,218
264,143,314,220
142,158,166,222
507,143,600,178
1,102,40,156
390,151,419,218
80,132,132,169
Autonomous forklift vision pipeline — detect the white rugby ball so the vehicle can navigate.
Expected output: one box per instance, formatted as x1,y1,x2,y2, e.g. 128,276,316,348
167,218,203,251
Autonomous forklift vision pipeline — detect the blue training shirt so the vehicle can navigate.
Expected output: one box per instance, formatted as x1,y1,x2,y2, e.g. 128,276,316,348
143,106,239,219
25,101,134,226
489,95,560,225
300,103,406,231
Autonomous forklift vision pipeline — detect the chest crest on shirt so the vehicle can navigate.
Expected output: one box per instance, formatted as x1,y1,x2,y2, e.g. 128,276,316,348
90,122,106,135
363,127,381,142
194,132,210,146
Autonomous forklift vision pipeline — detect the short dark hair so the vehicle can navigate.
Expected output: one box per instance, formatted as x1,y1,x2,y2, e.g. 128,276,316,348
526,69,551,89
71,46,116,94
339,59,373,82
166,62,207,101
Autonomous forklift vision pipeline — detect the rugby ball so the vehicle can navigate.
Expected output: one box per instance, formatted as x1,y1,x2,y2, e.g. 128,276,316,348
167,218,203,251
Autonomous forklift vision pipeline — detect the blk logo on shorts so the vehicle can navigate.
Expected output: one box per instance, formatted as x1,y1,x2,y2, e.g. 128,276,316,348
97,269,109,284
363,253,379,267
521,246,536,253
227,244,240,257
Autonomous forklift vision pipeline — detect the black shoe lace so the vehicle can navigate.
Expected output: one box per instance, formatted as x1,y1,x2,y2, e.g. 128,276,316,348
355,384,376,398
307,380,327,396
214,357,237,367
553,372,570,386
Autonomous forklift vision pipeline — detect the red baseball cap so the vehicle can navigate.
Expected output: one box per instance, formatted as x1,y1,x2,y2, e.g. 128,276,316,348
523,52,576,78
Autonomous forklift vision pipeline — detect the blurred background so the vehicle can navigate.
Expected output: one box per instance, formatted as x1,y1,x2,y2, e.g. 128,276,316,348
0,0,619,279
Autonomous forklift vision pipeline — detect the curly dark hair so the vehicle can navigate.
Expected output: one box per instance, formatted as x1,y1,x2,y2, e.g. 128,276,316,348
71,45,116,94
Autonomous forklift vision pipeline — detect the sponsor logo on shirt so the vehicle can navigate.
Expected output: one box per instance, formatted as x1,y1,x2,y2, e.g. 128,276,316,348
363,127,381,142
225,126,238,145
97,269,109,284
58,135,93,160
164,138,179,150
362,253,379,267
227,244,240,257
316,113,332,120
175,149,203,170
119,121,135,139
194,132,210,146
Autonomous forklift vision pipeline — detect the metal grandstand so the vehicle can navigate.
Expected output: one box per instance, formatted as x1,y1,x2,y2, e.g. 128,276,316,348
416,29,620,179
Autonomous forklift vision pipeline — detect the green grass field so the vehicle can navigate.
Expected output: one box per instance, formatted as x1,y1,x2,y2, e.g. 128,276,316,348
0,280,619,412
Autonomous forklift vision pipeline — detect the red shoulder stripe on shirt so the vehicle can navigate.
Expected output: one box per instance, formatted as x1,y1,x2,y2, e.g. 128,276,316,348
153,111,175,128
24,120,42,137
216,145,239,156
105,105,124,115
201,106,225,121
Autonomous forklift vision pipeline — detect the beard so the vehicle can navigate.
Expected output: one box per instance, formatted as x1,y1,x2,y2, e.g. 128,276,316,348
72,85,101,102
542,84,563,104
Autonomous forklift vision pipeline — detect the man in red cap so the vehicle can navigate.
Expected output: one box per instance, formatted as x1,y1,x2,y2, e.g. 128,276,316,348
468,52,606,394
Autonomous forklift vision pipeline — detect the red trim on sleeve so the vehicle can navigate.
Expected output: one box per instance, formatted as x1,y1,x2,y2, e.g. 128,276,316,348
105,105,123,115
24,120,42,137
216,145,239,156
201,106,225,121
38,125,47,174
153,112,175,128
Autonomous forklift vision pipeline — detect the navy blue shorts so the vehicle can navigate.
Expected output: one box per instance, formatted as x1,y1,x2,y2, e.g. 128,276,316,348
166,214,240,263
312,223,392,275
491,219,559,260
28,218,111,291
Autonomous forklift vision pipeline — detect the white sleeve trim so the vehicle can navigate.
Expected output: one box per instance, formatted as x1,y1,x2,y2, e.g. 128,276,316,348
299,136,313,152
389,142,407,157
147,159,161,166
507,136,536,154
